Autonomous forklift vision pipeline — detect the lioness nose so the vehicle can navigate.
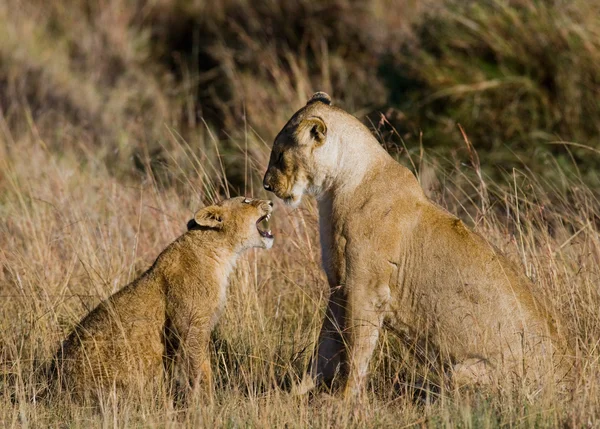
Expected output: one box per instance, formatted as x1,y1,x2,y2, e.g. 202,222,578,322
263,173,273,191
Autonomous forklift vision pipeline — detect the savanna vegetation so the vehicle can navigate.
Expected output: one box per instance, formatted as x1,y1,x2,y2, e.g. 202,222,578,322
1,0,599,426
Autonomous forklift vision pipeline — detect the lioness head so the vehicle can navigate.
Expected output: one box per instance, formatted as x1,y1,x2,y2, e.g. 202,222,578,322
263,92,340,206
188,197,274,249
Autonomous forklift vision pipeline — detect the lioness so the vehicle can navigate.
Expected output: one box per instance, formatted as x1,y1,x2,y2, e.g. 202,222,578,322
51,197,274,402
263,92,571,397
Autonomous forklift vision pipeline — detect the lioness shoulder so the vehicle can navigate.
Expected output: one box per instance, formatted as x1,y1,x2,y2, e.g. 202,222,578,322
50,197,274,402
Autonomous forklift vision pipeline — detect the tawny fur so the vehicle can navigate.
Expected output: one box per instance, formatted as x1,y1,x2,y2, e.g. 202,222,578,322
51,197,274,402
263,92,572,398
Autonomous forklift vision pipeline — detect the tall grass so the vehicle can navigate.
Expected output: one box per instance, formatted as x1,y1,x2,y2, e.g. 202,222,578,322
2,114,600,427
1,0,600,426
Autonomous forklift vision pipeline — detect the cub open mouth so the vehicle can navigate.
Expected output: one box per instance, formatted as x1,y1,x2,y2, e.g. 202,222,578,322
256,213,273,239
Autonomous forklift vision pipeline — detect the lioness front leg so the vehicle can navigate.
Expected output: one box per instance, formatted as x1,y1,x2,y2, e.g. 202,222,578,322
313,285,347,390
343,278,390,399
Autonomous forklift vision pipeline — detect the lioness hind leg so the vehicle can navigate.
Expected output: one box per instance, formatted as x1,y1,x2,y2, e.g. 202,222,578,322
451,358,493,388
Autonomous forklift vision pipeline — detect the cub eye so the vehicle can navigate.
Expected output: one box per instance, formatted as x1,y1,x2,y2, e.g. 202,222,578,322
276,151,284,164
243,198,251,204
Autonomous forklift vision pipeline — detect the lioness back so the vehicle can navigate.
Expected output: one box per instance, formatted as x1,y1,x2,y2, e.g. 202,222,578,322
51,197,274,402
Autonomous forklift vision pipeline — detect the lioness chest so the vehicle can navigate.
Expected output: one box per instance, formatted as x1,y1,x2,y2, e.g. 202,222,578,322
320,191,418,290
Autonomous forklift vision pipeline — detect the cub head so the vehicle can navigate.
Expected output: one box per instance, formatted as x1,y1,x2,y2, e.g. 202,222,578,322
262,92,340,206
188,197,274,250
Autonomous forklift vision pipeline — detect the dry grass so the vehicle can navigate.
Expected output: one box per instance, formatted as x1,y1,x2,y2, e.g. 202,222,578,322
1,0,600,426
2,118,600,427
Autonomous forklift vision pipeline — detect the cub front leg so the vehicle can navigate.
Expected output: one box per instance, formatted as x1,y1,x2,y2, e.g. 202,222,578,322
184,329,213,396
342,276,391,399
167,292,216,402
170,319,213,402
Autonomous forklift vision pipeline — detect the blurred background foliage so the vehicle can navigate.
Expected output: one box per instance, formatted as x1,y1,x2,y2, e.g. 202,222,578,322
1,0,599,192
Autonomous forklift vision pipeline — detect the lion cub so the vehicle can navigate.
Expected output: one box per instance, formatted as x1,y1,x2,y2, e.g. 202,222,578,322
51,197,274,402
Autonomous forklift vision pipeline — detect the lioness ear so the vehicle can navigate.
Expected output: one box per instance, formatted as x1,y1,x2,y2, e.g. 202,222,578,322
194,206,224,229
307,91,332,106
306,117,327,145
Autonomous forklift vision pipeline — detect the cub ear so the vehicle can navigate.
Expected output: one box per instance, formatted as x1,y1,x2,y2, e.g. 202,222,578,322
306,117,327,146
193,205,224,229
307,91,332,106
